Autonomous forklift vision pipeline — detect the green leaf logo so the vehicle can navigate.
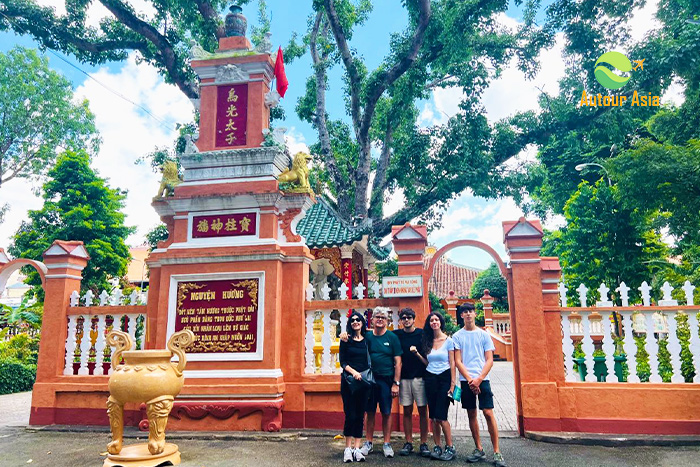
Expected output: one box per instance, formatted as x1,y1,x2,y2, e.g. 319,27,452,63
594,52,632,89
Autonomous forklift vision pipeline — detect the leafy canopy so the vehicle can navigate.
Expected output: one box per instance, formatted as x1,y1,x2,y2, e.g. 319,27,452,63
9,150,134,296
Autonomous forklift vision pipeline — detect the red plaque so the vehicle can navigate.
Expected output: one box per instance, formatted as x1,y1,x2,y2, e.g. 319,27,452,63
215,83,248,147
192,212,257,239
174,279,259,353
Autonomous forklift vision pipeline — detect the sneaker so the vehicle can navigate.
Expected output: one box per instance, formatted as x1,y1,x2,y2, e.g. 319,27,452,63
430,445,443,460
419,443,431,458
343,447,354,463
399,442,414,456
493,452,507,467
439,445,456,461
466,448,486,463
383,442,394,458
353,448,366,462
359,441,373,456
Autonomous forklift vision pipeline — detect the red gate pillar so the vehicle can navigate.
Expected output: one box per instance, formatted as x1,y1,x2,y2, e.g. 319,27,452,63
503,218,564,435
30,240,89,425
391,223,429,321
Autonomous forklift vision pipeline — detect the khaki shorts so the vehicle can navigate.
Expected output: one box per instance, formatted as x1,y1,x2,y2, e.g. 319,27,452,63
399,377,427,407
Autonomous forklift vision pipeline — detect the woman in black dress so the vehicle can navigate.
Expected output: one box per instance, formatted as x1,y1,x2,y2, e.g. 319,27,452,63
339,311,371,462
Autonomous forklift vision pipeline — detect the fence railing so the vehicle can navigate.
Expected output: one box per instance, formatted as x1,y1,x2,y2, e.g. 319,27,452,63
65,289,147,376
492,314,511,338
555,280,700,384
304,281,401,374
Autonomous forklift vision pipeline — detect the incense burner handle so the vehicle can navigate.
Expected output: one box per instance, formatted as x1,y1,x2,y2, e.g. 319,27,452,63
107,331,133,370
167,330,195,376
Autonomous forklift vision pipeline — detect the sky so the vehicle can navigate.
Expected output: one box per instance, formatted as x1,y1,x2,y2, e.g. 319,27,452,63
0,0,682,271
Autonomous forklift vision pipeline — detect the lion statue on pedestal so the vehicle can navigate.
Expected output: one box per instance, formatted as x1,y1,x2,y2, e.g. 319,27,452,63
153,161,182,200
279,152,313,194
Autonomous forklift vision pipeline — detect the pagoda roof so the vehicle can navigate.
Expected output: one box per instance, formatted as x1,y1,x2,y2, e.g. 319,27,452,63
297,197,391,260
425,254,482,298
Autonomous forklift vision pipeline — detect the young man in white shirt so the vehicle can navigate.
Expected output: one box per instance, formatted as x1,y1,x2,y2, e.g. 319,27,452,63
452,303,506,467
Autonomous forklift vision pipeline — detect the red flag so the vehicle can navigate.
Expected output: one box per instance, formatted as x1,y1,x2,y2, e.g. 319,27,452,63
274,46,289,98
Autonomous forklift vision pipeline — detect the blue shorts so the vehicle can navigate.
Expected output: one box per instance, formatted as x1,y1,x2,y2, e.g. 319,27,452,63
366,375,393,415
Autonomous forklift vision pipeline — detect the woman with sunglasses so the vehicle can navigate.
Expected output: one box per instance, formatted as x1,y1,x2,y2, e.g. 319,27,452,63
413,312,457,461
339,311,372,462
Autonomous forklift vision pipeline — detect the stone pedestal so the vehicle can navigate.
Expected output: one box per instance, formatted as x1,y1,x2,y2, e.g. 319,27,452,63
103,443,180,467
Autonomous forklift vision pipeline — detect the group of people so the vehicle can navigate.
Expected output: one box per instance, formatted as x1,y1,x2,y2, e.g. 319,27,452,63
338,304,506,466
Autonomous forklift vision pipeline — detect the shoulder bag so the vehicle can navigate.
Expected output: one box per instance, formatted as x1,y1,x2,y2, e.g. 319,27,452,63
343,339,375,393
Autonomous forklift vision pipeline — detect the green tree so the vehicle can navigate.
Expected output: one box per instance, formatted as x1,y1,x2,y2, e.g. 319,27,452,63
428,291,459,335
0,297,42,337
470,262,508,312
9,150,134,295
145,224,169,251
544,180,668,304
0,46,99,221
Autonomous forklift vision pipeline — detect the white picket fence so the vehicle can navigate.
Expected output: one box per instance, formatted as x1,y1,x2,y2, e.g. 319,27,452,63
558,280,700,383
65,288,147,376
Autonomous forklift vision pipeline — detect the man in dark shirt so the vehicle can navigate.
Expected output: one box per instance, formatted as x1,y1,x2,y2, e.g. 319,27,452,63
394,307,430,457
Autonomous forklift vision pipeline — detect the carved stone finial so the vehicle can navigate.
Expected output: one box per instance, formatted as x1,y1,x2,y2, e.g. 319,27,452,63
254,31,273,54
225,4,247,37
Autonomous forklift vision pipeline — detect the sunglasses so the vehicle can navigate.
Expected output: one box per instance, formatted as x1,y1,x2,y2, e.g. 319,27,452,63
350,318,362,323
374,316,387,321
400,316,413,320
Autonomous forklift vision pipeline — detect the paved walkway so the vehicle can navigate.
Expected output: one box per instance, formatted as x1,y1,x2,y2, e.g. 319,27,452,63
449,361,517,433
0,391,31,427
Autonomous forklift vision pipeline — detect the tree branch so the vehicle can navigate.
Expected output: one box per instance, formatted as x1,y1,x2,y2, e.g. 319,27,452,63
193,0,225,38
368,123,394,218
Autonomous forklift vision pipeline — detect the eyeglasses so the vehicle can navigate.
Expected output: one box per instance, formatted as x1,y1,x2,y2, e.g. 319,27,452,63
350,318,362,323
374,317,387,321
400,316,413,320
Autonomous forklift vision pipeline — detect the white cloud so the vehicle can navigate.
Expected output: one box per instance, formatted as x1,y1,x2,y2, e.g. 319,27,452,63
628,0,661,44
285,127,310,154
35,0,156,28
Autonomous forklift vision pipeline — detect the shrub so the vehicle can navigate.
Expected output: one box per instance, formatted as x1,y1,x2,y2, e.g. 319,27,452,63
0,333,39,365
0,358,36,395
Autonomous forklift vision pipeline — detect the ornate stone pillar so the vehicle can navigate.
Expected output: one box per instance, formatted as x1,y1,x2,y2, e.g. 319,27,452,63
481,289,494,329
391,223,429,321
445,291,459,322
339,245,354,299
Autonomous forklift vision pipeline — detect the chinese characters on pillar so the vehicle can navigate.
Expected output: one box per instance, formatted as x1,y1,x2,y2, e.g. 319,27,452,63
174,279,259,354
192,212,257,239
341,259,352,299
215,84,248,147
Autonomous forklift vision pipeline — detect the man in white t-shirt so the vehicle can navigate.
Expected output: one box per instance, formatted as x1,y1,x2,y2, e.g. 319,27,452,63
452,303,506,467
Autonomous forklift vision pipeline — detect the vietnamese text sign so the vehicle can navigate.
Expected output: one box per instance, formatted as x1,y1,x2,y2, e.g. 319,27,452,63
174,278,259,353
215,83,248,147
191,212,257,239
382,276,423,297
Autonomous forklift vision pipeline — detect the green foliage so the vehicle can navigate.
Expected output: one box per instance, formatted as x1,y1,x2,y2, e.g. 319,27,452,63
0,46,99,188
9,150,134,296
372,257,397,281
470,263,509,312
545,181,667,304
0,333,39,366
429,291,459,335
146,224,170,251
0,358,36,395
634,335,651,382
0,297,42,335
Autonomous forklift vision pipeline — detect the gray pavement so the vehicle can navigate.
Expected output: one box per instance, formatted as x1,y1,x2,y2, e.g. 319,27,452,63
1,426,699,466
0,390,31,427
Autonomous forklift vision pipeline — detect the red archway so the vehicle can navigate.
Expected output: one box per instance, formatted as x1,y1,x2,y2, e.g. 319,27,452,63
427,239,508,281
0,259,48,294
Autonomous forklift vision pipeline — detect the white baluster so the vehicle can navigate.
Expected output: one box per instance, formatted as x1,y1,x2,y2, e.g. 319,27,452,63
639,282,651,307
112,288,123,306
64,316,78,375
339,313,348,338
580,311,597,382
666,313,684,383
390,309,399,330
597,283,612,307
620,311,639,382
126,314,138,347
659,282,675,305
321,282,331,301
94,315,107,376
99,290,110,306
682,281,695,306
129,289,140,305
83,289,94,307
304,312,315,374
371,281,381,299
321,310,332,373
558,282,568,307
338,282,349,300
600,311,617,382
305,283,315,301
355,282,366,300
644,312,662,382
561,312,576,382
140,291,148,305
687,312,700,383
70,290,80,307
576,284,588,307
77,316,92,375
616,282,630,307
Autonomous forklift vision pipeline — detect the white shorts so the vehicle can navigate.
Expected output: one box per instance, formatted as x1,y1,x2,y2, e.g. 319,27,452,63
399,377,427,407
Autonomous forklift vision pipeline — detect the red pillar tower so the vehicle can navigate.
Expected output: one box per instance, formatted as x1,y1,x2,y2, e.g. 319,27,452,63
391,223,429,321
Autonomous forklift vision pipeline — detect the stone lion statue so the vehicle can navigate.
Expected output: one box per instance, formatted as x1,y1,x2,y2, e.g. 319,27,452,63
278,152,313,194
153,161,182,200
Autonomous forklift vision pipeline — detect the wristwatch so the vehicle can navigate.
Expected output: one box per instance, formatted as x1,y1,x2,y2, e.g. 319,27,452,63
393,380,400,386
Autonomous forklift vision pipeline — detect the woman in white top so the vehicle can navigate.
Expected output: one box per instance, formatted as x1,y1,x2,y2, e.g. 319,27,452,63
411,312,456,461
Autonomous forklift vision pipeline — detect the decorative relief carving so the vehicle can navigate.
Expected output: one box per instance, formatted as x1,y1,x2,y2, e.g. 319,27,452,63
215,64,249,84
279,208,302,242
170,400,284,432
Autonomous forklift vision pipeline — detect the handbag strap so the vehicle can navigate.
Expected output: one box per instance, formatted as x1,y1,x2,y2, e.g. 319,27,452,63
365,338,371,369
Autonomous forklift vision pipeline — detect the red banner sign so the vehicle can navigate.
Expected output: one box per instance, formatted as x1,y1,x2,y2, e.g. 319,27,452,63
215,83,248,147
174,279,259,353
191,212,257,239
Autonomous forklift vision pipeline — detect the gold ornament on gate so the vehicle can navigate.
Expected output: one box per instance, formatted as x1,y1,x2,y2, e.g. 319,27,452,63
103,329,194,467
